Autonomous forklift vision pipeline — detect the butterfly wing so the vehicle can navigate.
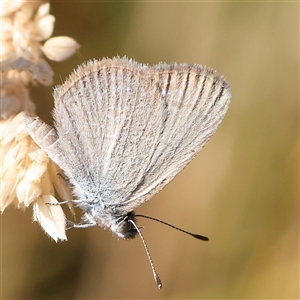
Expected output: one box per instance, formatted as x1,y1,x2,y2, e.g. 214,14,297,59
50,57,230,213
53,57,165,203
116,62,231,213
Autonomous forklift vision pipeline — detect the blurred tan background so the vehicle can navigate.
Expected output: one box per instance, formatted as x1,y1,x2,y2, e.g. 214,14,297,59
2,2,298,299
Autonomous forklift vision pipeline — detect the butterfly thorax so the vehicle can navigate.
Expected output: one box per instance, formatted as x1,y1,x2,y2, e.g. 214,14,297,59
78,203,138,239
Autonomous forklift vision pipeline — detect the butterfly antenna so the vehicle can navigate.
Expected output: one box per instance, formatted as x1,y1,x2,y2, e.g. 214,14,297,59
136,214,209,241
128,219,162,289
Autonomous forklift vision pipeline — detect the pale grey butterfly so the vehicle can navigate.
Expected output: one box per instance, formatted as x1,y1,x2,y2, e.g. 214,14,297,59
24,56,231,288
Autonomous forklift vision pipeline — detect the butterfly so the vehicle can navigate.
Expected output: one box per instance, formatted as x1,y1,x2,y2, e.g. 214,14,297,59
24,56,231,288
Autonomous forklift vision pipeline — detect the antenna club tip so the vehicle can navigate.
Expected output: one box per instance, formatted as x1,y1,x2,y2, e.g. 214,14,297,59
194,234,209,241
156,276,162,289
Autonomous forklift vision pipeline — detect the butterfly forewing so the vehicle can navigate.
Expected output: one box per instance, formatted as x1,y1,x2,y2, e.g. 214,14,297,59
115,63,231,212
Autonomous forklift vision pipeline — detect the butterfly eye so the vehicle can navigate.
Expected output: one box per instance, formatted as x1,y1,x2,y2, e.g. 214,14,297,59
117,218,131,231
115,212,138,239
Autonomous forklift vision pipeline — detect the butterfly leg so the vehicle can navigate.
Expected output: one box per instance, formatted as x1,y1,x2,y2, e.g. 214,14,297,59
66,219,96,230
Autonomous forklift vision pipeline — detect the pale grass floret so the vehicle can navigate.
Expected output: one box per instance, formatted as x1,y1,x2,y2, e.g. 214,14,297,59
0,1,79,241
